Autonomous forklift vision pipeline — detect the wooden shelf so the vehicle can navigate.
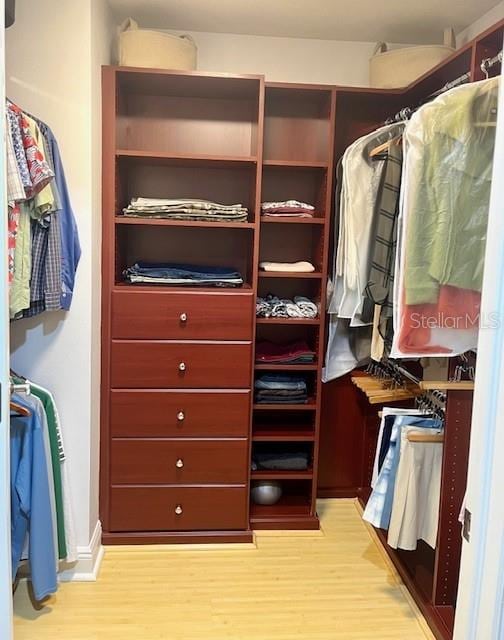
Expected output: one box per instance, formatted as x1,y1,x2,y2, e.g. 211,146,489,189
251,469,313,480
116,67,262,99
263,159,328,169
259,271,323,279
261,217,325,225
115,217,256,230
116,149,258,168
256,318,320,325
255,363,318,371
250,495,311,518
114,283,253,293
253,401,317,411
250,495,319,530
253,428,315,442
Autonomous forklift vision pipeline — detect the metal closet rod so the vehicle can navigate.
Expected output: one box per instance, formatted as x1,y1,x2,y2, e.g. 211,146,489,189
10,382,30,395
385,69,472,124
481,50,503,74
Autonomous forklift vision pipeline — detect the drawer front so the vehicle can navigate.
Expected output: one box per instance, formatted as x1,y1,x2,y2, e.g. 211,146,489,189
111,341,252,389
110,390,250,438
111,439,248,484
110,486,248,532
112,291,254,340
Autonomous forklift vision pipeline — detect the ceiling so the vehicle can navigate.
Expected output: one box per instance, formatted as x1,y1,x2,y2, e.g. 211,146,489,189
109,0,500,44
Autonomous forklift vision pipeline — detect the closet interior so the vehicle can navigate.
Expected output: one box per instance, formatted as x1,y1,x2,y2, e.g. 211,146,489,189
97,15,502,640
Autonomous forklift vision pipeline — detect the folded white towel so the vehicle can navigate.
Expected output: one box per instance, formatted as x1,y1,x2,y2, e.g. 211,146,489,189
261,200,315,211
259,261,316,273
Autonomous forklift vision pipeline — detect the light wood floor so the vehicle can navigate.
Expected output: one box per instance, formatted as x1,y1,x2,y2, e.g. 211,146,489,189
13,499,434,639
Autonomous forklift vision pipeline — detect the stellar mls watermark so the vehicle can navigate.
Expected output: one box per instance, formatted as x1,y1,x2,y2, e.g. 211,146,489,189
409,312,501,330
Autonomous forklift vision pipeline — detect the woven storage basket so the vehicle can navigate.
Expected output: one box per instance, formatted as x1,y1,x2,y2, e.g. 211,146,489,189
370,28,455,89
116,18,197,71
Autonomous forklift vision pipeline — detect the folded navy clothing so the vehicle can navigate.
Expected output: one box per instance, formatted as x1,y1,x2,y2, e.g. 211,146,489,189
123,261,244,287
125,261,242,278
255,395,308,404
252,452,310,471
255,388,307,396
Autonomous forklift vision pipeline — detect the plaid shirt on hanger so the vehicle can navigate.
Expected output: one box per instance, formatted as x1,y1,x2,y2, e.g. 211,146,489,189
364,141,403,313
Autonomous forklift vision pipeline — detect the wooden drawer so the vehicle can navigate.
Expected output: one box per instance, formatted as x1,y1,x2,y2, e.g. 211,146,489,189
109,486,248,532
112,290,254,340
111,439,248,484
111,340,252,389
110,390,250,438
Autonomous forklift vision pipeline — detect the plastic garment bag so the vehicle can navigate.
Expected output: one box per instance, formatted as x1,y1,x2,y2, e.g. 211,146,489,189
391,77,499,357
324,124,404,381
332,122,405,325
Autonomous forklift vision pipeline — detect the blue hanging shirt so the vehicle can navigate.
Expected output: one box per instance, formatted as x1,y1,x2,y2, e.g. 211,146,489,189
38,123,81,310
10,394,58,600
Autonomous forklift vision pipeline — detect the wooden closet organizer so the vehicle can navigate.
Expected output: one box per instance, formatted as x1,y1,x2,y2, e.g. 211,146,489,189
101,69,335,542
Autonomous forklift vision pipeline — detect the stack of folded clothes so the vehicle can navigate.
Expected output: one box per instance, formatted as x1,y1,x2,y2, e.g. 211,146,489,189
256,294,319,319
254,374,308,404
123,262,244,287
261,200,314,218
255,340,316,365
252,450,310,471
123,197,248,222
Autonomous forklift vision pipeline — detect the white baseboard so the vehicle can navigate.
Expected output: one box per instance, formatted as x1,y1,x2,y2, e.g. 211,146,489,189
58,521,105,582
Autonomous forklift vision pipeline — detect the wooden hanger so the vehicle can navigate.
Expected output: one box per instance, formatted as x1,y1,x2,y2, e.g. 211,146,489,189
407,432,444,443
419,380,474,391
10,401,30,417
369,140,391,158
369,134,402,158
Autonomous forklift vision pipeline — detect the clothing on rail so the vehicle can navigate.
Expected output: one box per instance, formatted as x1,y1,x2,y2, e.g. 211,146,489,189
6,100,81,319
363,407,443,551
10,376,77,601
391,77,499,357
323,77,499,379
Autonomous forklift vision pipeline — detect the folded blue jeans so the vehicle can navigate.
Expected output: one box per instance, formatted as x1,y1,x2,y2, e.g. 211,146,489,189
126,262,242,280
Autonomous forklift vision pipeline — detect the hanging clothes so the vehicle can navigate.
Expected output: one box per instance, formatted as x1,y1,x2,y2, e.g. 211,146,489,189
387,426,443,550
324,124,404,380
10,394,58,601
391,77,499,357
6,100,81,318
363,411,442,533
10,375,77,600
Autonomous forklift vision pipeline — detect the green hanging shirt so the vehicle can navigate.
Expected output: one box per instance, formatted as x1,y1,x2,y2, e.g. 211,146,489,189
403,77,499,306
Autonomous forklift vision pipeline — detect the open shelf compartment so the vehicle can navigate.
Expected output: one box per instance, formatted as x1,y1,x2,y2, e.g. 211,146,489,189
263,85,333,164
115,224,254,287
115,68,262,159
115,153,258,223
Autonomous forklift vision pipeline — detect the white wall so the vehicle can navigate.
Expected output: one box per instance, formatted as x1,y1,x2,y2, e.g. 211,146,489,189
167,5,504,87
456,0,504,46
167,30,377,85
7,0,113,553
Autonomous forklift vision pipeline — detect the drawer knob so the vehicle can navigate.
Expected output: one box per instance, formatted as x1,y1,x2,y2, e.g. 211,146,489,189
176,458,184,469
179,362,186,372
177,411,185,422
175,505,183,516
180,313,188,323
